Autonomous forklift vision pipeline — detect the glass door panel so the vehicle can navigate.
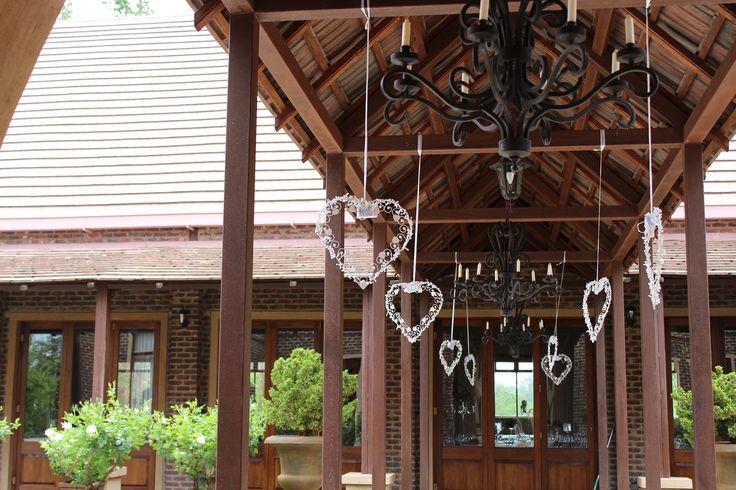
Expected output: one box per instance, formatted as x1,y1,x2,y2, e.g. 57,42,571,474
22,332,63,439
670,328,692,449
72,330,95,407
116,329,155,411
494,342,534,448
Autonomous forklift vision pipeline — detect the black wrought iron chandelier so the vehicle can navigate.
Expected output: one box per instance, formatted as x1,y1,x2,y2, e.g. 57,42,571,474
481,313,550,359
381,0,660,200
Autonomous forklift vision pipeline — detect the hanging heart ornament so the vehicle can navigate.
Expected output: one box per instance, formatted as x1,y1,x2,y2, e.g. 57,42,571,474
546,334,559,371
463,354,477,386
582,277,611,343
439,339,463,376
542,354,573,386
385,280,443,343
315,194,412,289
642,207,665,308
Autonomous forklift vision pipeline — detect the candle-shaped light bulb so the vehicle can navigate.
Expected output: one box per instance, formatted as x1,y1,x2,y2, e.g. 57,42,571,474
401,18,412,47
539,319,544,330
458,263,463,279
531,270,536,282
611,49,620,73
479,0,490,21
527,316,531,327
465,268,470,281
547,263,553,276
503,317,507,326
477,262,482,275
625,16,635,44
516,259,521,273
486,321,490,330
461,72,470,95
522,322,526,332
567,0,577,23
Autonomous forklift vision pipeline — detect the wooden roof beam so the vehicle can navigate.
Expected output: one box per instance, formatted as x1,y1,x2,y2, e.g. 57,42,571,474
418,206,638,223
195,0,226,31
222,0,254,13
418,251,609,264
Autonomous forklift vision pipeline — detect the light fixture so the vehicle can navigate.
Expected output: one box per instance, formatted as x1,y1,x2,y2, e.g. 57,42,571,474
178,309,189,329
381,1,659,200
481,313,550,359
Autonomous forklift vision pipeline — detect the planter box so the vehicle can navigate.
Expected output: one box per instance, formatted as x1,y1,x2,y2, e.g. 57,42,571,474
635,476,692,489
57,467,127,490
717,443,736,490
342,472,397,490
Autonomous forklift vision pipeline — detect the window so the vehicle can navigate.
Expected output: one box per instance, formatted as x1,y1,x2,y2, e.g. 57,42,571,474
442,325,482,447
22,332,63,439
343,329,362,447
669,329,692,449
116,330,155,411
494,343,534,447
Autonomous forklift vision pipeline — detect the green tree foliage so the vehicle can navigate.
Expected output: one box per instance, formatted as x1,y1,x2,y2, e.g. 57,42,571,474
60,1,73,20
672,366,736,445
0,407,19,439
24,333,62,438
106,0,153,17
40,386,151,490
263,348,358,435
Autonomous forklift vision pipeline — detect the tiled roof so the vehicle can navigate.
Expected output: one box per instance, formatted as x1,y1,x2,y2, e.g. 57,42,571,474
627,234,736,276
0,17,325,229
0,240,379,283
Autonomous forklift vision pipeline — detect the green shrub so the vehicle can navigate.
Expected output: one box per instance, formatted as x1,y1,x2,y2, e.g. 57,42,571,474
672,365,736,445
263,348,358,435
0,407,19,439
149,398,265,489
40,386,150,490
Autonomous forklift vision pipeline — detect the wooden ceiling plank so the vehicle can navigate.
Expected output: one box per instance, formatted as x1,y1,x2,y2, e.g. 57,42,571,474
551,158,577,241
442,159,470,241
302,27,349,109
566,151,640,205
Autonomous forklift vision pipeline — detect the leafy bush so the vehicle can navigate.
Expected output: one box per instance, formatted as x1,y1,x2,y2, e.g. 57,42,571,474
0,407,19,439
263,348,358,435
149,398,265,489
40,386,150,490
672,365,736,445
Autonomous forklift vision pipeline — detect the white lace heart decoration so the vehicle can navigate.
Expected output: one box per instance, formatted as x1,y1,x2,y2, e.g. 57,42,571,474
385,280,443,343
582,277,611,343
542,354,572,386
315,194,413,289
642,207,664,308
546,335,559,371
439,339,463,376
463,354,477,386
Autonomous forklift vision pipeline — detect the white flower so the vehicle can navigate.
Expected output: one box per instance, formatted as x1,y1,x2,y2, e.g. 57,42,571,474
86,424,98,436
45,428,62,442
61,422,72,430
195,435,206,445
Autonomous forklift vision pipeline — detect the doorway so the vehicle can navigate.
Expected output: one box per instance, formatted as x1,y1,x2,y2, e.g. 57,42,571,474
434,319,597,490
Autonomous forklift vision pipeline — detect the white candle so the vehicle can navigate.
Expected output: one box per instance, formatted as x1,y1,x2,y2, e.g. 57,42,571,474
539,319,544,329
522,322,526,332
461,72,470,94
401,18,412,47
486,321,490,330
479,0,489,20
494,269,499,282
516,259,521,273
527,317,531,327
625,16,635,44
477,262,482,275
503,317,507,326
465,268,470,281
531,270,536,282
611,49,620,72
567,0,577,23
458,264,463,279
547,263,553,276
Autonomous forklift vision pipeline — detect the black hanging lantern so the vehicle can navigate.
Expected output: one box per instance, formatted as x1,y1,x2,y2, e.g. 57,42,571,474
492,158,527,201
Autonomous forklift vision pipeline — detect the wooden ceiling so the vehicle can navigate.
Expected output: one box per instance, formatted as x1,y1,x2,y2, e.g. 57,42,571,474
187,0,736,276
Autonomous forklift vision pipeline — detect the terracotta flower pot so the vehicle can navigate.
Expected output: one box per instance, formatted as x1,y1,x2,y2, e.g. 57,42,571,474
57,467,127,490
716,442,736,490
265,435,322,490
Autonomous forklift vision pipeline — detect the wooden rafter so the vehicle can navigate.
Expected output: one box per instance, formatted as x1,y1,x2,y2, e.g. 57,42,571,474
676,14,724,100
194,0,226,31
418,250,609,263
418,206,638,223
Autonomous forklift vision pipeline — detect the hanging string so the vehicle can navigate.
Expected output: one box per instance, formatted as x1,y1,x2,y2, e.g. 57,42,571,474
645,0,654,213
464,297,471,353
595,130,605,282
450,251,458,340
360,0,371,199
412,134,423,282
553,251,567,340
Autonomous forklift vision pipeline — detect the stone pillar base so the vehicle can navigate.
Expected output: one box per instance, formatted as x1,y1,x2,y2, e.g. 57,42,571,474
636,476,693,489
341,472,397,490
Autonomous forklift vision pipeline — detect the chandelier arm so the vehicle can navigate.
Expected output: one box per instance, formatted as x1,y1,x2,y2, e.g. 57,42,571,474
539,0,566,26
525,43,587,107
528,95,636,136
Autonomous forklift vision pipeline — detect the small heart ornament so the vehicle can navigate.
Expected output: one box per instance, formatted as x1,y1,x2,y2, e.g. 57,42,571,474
582,277,611,343
546,334,559,371
439,339,463,376
642,207,665,308
385,280,443,343
463,354,477,386
542,353,573,386
315,194,413,289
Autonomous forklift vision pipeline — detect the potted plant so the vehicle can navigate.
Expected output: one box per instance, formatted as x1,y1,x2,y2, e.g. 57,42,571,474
0,407,19,439
40,386,150,490
148,398,265,489
672,366,736,487
263,348,358,490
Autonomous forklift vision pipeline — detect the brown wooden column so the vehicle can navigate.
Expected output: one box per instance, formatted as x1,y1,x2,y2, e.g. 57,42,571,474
400,259,414,490
611,262,630,489
216,12,258,488
371,223,388,490
595,295,610,490
361,286,373,471
639,239,664,490
419,295,431,490
323,153,345,488
655,293,671,475
683,142,717,490
92,284,112,400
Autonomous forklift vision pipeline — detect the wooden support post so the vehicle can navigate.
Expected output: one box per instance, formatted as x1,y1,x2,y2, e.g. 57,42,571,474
683,142,717,490
639,239,664,490
371,223,387,490
216,12,258,488
611,262,630,489
92,284,112,400
400,259,414,490
655,296,671,475
419,295,431,490
362,286,373,471
323,153,345,488
595,295,610,490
